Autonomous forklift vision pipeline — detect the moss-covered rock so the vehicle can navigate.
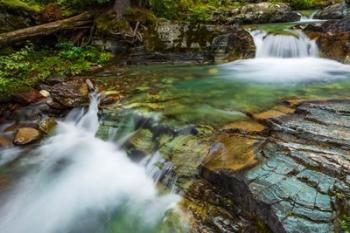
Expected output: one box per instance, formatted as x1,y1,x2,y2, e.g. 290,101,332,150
0,0,40,33
228,2,300,24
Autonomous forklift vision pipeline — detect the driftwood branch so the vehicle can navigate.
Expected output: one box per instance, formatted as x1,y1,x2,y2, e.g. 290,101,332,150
0,12,93,47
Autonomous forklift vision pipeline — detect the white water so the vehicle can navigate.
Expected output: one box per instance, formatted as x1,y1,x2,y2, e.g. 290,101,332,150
0,95,179,233
222,30,350,82
252,30,319,58
299,10,326,23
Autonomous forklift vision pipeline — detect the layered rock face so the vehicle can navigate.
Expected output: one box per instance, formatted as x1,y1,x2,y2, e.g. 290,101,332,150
94,19,256,64
203,100,350,233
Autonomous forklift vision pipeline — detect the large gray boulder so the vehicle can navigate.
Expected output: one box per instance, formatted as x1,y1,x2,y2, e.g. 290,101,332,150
315,2,350,19
229,2,300,24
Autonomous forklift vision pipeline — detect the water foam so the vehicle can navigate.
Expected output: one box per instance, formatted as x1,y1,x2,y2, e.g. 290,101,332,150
251,30,319,58
221,30,350,82
0,95,179,233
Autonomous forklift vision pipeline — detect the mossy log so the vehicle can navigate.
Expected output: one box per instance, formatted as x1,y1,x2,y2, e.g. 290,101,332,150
0,12,93,47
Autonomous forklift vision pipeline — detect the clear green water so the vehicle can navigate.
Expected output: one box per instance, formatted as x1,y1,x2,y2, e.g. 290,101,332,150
100,64,350,127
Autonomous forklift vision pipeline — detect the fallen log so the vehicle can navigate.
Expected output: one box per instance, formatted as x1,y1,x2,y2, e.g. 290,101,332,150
0,12,93,47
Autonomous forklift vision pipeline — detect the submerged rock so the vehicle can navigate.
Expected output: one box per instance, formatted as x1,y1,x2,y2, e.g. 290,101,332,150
0,136,11,148
14,127,41,145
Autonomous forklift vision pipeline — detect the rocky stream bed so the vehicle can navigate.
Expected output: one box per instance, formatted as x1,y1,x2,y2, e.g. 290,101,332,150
2,1,350,232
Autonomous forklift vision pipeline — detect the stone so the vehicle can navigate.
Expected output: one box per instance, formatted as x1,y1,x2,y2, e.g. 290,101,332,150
14,127,41,145
253,105,295,121
46,79,90,108
304,18,350,62
39,90,50,98
38,117,57,134
229,3,300,24
221,120,266,134
315,3,350,19
202,134,258,172
98,19,255,64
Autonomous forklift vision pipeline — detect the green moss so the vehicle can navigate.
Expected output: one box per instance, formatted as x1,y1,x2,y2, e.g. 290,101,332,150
340,215,350,233
0,0,42,13
268,0,342,9
148,0,235,21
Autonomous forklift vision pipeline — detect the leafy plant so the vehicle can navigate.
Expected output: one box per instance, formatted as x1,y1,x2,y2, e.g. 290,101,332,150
0,42,111,99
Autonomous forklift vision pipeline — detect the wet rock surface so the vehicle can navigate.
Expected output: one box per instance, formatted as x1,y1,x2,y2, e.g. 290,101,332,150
96,97,350,232
2,68,350,232
14,127,41,145
203,100,350,233
304,18,350,61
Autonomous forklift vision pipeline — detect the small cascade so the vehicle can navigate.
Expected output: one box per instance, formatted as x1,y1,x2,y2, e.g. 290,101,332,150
143,152,178,193
299,10,324,23
0,94,179,233
251,30,319,58
221,29,350,82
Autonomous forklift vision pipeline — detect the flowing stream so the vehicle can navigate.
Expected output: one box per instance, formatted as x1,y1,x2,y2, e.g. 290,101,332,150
2,27,350,233
0,95,179,233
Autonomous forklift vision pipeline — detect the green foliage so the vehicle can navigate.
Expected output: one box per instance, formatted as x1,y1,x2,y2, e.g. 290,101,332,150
148,0,231,21
56,0,113,9
0,42,111,99
189,4,213,22
340,215,350,233
284,0,311,9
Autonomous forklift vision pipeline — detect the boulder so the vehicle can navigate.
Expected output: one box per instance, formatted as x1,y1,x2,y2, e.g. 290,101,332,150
43,79,90,108
315,3,350,19
94,18,255,64
137,21,255,64
229,3,300,24
38,117,57,134
14,127,41,145
303,18,350,62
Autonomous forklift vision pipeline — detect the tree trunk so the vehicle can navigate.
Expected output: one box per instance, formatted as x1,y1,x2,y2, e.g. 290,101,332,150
0,12,93,47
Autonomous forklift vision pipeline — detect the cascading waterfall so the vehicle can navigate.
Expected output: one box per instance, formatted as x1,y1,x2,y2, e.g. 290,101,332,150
221,30,350,82
251,30,319,58
0,94,179,233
